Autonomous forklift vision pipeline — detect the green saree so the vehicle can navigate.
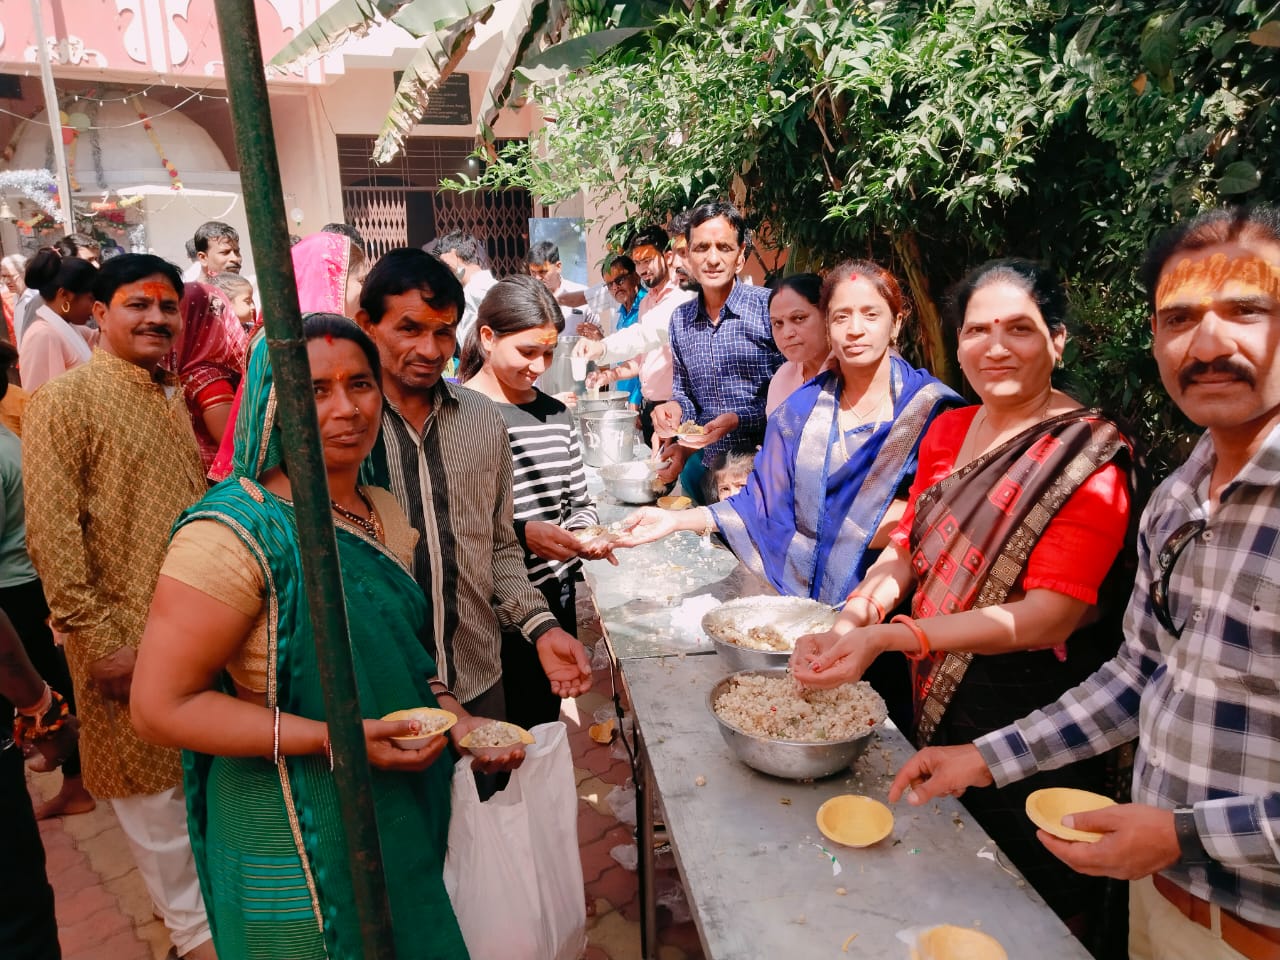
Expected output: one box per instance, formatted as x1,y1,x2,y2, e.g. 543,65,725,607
179,332,468,959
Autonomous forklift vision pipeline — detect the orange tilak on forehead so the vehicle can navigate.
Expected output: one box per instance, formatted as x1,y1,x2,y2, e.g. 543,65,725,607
111,280,177,307
532,328,558,345
1156,251,1280,310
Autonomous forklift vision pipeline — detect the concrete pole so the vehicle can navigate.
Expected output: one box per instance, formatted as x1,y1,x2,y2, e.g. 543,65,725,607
29,0,76,230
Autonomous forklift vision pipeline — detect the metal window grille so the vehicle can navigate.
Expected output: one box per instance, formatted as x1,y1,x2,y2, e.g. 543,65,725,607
337,135,538,273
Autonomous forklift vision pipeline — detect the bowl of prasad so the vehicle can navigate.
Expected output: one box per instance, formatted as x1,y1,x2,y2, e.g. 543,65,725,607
599,460,665,504
701,596,837,672
707,668,886,780
381,707,457,749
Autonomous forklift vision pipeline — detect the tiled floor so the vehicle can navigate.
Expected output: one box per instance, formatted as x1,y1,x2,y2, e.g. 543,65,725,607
27,588,703,959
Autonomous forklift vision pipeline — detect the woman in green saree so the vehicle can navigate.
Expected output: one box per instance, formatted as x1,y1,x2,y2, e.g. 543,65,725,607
133,314,522,959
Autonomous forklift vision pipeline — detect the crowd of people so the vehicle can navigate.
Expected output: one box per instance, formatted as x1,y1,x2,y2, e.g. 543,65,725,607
0,197,1276,960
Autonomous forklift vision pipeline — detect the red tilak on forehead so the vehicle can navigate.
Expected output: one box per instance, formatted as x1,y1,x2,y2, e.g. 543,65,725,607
325,333,335,345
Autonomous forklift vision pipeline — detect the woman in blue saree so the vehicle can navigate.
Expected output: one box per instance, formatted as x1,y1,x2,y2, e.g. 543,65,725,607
621,260,961,603
132,314,523,959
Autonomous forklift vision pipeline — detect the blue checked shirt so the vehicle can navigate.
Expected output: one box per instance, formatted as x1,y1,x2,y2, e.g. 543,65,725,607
669,281,783,458
975,425,1280,926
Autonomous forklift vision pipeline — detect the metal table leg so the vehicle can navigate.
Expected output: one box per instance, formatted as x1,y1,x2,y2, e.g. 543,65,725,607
637,734,658,959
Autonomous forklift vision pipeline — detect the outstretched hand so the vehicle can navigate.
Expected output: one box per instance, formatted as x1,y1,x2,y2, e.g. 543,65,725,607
886,744,994,805
614,507,678,547
536,628,593,698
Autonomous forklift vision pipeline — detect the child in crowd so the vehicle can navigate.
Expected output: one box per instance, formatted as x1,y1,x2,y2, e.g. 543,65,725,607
703,451,756,503
210,272,257,332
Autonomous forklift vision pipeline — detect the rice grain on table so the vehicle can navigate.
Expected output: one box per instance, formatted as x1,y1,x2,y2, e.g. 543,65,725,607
713,673,886,742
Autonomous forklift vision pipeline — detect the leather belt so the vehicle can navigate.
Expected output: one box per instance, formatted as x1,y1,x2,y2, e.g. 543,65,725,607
1153,874,1280,960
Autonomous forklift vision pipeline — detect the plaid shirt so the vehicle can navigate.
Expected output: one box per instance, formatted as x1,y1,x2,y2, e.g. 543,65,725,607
975,425,1280,926
669,281,783,458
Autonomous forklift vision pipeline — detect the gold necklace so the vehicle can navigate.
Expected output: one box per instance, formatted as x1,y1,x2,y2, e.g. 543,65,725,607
841,383,891,423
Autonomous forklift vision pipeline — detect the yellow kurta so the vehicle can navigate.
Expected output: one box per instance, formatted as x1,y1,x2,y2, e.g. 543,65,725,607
23,349,207,798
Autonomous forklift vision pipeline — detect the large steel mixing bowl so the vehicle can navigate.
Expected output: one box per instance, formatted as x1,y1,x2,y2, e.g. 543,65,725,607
707,668,880,780
701,596,837,673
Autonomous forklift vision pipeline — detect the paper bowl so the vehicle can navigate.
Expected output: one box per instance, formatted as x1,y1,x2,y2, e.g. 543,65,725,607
456,720,534,750
1025,787,1116,843
381,707,457,749
656,495,692,510
911,925,1008,960
816,794,894,848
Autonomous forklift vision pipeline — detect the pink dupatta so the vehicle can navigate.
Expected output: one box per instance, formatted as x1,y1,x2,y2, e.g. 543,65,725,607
207,233,353,480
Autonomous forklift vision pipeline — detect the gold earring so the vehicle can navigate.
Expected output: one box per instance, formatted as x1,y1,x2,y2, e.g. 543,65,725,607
60,301,70,314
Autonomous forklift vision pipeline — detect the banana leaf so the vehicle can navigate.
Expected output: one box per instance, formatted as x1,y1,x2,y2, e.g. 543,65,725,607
390,0,498,36
475,0,545,137
269,0,410,69
372,14,486,162
514,26,649,85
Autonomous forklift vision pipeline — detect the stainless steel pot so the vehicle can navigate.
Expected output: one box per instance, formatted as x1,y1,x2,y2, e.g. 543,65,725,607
702,597,838,673
541,335,583,397
577,390,631,414
707,668,879,780
599,461,662,504
580,409,638,467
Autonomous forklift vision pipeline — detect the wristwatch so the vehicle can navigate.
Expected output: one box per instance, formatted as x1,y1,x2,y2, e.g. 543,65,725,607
1174,807,1213,865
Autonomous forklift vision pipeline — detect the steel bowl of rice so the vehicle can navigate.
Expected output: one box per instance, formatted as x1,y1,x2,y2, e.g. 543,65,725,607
707,668,886,780
701,596,837,673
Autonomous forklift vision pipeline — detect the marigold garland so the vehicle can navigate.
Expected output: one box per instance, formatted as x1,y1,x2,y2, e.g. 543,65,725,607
130,96,183,190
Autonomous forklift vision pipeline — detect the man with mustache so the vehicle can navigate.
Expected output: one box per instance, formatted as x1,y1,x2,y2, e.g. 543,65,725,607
651,200,784,500
357,250,592,759
890,207,1280,960
575,219,698,445
22,254,214,958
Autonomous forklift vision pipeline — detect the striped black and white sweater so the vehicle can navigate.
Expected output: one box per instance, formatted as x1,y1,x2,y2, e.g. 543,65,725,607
496,390,598,588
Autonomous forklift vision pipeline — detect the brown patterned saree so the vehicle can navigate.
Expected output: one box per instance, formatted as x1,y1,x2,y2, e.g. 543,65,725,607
908,408,1131,746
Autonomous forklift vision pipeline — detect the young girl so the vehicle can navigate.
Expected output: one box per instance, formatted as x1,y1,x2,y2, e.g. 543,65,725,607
461,274,613,728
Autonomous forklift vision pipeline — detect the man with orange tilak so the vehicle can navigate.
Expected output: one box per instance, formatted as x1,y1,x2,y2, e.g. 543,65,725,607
887,208,1280,960
23,255,215,959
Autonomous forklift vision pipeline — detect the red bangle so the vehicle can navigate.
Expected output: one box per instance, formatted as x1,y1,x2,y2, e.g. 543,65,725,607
891,614,931,661
846,592,885,624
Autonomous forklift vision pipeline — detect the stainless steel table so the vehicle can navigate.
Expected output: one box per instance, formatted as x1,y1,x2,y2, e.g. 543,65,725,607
620,655,1092,959
579,465,1087,959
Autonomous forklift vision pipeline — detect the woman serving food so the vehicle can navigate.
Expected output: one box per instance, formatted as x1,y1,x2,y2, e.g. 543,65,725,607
791,259,1136,942
620,261,959,602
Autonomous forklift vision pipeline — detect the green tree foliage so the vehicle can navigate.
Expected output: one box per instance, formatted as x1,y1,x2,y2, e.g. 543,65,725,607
457,0,1280,466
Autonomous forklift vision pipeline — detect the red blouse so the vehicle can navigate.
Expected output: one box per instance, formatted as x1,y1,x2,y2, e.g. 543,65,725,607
889,406,1130,605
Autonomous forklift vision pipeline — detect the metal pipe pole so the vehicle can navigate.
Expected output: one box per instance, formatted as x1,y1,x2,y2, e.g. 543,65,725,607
29,0,75,230
212,3,397,956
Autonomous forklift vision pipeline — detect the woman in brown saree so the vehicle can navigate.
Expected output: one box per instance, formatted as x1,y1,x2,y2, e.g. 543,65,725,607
792,259,1135,950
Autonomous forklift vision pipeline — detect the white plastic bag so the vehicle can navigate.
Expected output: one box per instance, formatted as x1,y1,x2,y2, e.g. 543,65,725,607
443,721,587,960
